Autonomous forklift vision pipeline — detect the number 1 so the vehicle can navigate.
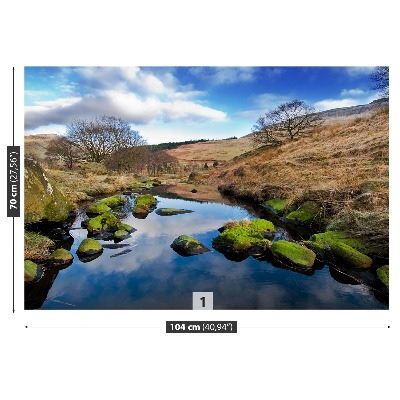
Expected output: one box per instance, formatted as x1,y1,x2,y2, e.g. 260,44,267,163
200,297,205,307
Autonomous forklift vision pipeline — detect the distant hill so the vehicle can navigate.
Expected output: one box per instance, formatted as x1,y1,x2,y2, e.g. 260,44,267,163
319,97,388,121
24,133,58,160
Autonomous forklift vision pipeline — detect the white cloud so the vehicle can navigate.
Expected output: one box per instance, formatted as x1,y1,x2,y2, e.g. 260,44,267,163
345,67,375,76
189,67,257,85
35,97,82,108
25,90,226,130
314,98,360,111
340,88,367,97
253,93,291,109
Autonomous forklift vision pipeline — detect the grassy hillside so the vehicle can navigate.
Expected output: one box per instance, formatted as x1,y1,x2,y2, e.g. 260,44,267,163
24,133,58,160
203,108,389,252
166,136,254,164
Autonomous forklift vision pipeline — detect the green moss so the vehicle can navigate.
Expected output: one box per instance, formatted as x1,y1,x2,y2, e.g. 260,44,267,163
98,195,125,207
114,230,129,240
86,202,111,215
328,241,372,269
155,208,193,216
212,220,272,255
133,194,157,214
77,238,103,256
24,260,38,282
265,198,288,212
286,201,321,224
48,248,73,265
24,230,55,262
271,240,316,268
118,223,134,233
24,158,74,223
310,231,368,253
171,235,210,256
376,265,389,288
221,219,274,235
87,212,120,234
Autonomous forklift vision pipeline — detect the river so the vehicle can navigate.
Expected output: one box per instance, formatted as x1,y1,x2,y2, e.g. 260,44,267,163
25,191,388,310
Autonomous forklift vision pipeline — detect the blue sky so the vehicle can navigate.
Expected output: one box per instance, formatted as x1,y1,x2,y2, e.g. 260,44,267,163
24,66,380,144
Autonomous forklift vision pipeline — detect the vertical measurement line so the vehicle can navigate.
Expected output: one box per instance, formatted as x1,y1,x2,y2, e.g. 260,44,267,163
12,67,15,312
13,218,15,313
13,67,15,145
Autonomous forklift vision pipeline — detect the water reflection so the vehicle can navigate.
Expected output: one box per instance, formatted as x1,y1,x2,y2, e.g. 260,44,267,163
25,195,388,310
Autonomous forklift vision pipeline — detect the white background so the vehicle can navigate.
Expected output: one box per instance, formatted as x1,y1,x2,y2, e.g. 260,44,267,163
0,1,397,399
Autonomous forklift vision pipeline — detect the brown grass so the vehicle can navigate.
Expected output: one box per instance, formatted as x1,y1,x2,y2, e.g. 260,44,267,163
204,109,389,250
166,137,254,164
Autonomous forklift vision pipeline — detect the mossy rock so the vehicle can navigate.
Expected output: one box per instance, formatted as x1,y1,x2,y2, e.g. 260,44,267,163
114,230,129,241
24,158,74,223
24,260,38,282
265,198,288,213
87,212,120,234
219,219,274,236
155,208,193,216
118,223,135,233
310,231,368,255
86,202,111,215
77,238,103,256
376,265,389,288
271,240,316,269
328,241,372,269
133,194,157,215
285,201,321,224
98,195,125,208
171,235,210,256
212,219,273,257
48,248,73,266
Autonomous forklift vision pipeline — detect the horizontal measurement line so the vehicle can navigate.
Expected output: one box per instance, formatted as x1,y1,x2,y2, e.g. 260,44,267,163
26,326,390,329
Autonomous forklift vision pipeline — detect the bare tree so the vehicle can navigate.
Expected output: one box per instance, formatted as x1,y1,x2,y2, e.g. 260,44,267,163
46,136,81,169
252,100,322,145
370,66,389,98
66,115,146,162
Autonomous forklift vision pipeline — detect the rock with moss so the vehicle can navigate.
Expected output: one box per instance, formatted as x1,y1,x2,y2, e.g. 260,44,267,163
98,195,126,208
24,260,38,282
309,231,368,257
86,202,111,215
87,212,120,234
24,158,74,223
328,241,372,269
171,235,210,256
307,230,372,268
155,208,193,216
48,248,73,267
77,238,103,257
114,230,130,241
264,198,288,214
132,194,158,216
118,223,135,233
285,201,321,224
271,240,316,270
376,265,389,288
213,219,274,258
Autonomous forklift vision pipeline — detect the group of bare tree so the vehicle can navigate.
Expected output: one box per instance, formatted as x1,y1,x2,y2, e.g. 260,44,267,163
103,146,179,176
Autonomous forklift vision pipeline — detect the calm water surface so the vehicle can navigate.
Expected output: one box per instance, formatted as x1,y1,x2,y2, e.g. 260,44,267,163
26,195,388,310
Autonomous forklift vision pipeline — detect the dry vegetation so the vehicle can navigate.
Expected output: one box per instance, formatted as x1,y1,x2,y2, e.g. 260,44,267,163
24,133,58,161
166,136,254,164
